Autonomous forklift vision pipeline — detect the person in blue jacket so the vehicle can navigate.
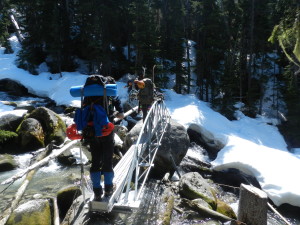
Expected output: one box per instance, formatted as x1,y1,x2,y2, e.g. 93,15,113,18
82,76,124,201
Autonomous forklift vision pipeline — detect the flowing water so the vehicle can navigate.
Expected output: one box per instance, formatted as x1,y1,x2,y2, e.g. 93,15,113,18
1,91,300,224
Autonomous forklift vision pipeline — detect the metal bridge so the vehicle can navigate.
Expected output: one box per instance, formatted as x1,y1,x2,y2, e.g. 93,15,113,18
89,99,170,212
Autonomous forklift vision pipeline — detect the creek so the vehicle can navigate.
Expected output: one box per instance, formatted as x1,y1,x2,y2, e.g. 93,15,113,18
0,91,299,225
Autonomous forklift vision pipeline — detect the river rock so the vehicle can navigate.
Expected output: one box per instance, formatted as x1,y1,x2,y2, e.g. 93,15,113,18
124,119,189,179
179,172,217,209
57,185,82,221
6,199,52,225
0,154,17,172
0,78,29,96
187,123,226,158
17,118,45,151
216,199,237,219
0,130,19,153
0,110,26,131
114,125,128,142
26,107,66,145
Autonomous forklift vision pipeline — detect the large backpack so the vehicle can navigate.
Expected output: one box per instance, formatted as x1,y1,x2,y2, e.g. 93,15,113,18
138,78,154,105
73,75,114,139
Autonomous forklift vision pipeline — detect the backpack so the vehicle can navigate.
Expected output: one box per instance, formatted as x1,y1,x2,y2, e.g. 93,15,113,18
84,74,108,86
73,75,115,139
138,78,154,105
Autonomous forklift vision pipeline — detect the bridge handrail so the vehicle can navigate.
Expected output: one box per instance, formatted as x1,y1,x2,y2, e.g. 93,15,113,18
122,99,170,204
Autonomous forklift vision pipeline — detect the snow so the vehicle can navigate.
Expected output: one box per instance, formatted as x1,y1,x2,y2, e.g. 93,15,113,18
1,36,300,208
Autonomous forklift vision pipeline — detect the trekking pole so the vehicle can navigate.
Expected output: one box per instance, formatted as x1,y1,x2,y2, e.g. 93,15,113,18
79,87,86,203
79,140,86,203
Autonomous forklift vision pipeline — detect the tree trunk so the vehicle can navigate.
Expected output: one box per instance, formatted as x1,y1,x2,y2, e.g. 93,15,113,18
8,11,24,43
186,39,191,94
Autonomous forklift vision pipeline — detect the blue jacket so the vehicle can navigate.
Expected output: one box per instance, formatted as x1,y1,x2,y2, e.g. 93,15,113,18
74,104,109,136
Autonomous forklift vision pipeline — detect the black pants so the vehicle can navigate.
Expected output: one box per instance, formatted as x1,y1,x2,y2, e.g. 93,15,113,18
89,131,114,173
141,104,151,122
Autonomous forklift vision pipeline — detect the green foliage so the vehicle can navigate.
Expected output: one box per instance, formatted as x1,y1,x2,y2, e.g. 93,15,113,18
268,2,300,67
0,0,13,53
0,130,18,144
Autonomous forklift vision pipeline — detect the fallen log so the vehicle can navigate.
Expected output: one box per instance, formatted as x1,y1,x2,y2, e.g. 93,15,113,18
114,106,138,123
0,143,54,225
161,195,175,225
181,198,233,222
1,140,78,185
51,197,60,225
8,10,24,43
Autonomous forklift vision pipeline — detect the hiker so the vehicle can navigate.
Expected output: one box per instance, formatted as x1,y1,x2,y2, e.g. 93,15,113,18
124,80,134,93
78,75,124,201
134,77,154,122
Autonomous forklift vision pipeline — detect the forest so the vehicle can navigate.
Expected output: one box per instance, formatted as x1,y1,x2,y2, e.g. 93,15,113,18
0,0,299,147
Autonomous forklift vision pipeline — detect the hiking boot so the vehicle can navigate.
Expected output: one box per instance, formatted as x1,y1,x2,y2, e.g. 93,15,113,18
93,187,103,201
104,184,115,197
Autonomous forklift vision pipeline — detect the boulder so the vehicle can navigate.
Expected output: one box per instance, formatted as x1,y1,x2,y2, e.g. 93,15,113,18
6,199,52,225
57,149,77,165
187,123,226,158
0,111,26,131
57,185,82,221
124,119,189,179
0,130,18,153
26,107,66,145
0,78,29,96
216,199,237,219
17,118,45,151
114,125,128,142
179,172,217,209
0,154,18,172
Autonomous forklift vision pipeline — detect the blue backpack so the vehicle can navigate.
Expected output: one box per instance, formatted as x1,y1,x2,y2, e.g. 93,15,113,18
73,75,115,138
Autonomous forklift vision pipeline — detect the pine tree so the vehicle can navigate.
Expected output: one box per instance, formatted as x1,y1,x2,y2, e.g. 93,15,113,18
0,0,13,53
11,0,46,74
269,0,300,147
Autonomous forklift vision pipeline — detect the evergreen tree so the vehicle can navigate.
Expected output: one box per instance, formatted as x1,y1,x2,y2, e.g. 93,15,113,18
129,0,159,77
0,0,13,53
269,0,300,147
158,0,185,93
11,0,46,74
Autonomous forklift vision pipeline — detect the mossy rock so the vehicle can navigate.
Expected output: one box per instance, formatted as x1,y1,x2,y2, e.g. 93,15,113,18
0,130,18,143
0,154,18,172
6,199,51,225
26,107,66,145
57,185,82,220
216,199,237,219
0,130,18,153
16,118,45,151
179,172,217,209
0,101,18,107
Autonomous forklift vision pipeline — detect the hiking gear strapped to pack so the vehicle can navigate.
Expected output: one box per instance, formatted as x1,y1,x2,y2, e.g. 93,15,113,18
134,80,145,89
66,124,82,140
70,75,117,97
70,84,117,97
136,78,154,105
70,74,118,139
